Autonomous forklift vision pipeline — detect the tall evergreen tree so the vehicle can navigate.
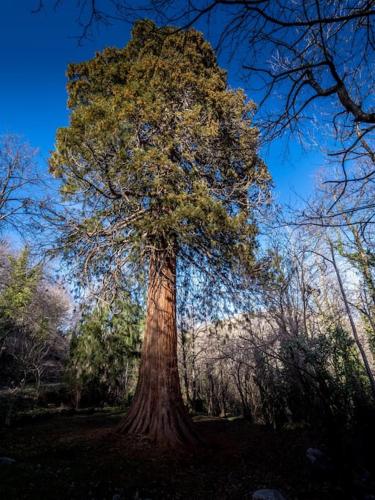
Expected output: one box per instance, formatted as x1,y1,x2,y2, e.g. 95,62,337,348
50,20,270,447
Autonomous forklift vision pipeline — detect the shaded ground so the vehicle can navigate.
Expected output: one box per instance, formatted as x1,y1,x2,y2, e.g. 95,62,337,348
0,411,370,499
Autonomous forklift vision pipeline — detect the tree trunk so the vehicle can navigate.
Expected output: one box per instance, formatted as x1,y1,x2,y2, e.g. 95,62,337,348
180,327,192,408
118,248,200,448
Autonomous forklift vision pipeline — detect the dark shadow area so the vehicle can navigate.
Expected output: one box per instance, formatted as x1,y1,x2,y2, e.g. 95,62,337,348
1,411,375,499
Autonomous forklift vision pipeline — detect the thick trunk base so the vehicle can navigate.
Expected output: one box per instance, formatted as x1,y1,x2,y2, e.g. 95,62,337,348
118,249,201,449
118,391,200,449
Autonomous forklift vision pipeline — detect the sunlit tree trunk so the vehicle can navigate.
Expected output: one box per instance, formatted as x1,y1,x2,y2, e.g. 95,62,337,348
119,248,200,448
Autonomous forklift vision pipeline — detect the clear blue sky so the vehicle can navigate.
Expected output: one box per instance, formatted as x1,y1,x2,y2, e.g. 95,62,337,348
0,0,323,234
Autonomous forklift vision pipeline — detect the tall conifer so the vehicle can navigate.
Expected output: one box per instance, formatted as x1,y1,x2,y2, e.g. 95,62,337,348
50,20,270,447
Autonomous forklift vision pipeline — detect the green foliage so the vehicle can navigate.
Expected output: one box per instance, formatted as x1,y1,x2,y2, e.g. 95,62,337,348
336,239,375,271
364,318,375,358
0,247,68,387
0,248,41,327
50,19,270,282
68,297,143,405
272,327,369,428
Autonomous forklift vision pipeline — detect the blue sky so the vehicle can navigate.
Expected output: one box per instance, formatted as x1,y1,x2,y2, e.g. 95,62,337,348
0,0,324,237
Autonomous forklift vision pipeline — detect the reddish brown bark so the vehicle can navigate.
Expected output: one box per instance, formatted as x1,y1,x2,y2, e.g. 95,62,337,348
118,248,200,448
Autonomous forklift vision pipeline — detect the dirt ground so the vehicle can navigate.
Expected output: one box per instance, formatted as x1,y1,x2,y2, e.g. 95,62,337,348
0,411,371,499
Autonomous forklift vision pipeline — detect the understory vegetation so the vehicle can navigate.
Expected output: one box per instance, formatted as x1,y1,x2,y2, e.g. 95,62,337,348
1,212,374,439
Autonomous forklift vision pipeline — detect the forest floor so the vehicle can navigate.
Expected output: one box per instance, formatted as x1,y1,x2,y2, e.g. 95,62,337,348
0,409,373,500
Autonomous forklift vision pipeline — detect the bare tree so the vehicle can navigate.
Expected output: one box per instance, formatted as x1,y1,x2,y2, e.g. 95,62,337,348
0,135,43,238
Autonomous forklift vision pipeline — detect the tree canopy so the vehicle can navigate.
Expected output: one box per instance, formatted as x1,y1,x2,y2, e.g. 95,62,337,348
50,19,269,286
